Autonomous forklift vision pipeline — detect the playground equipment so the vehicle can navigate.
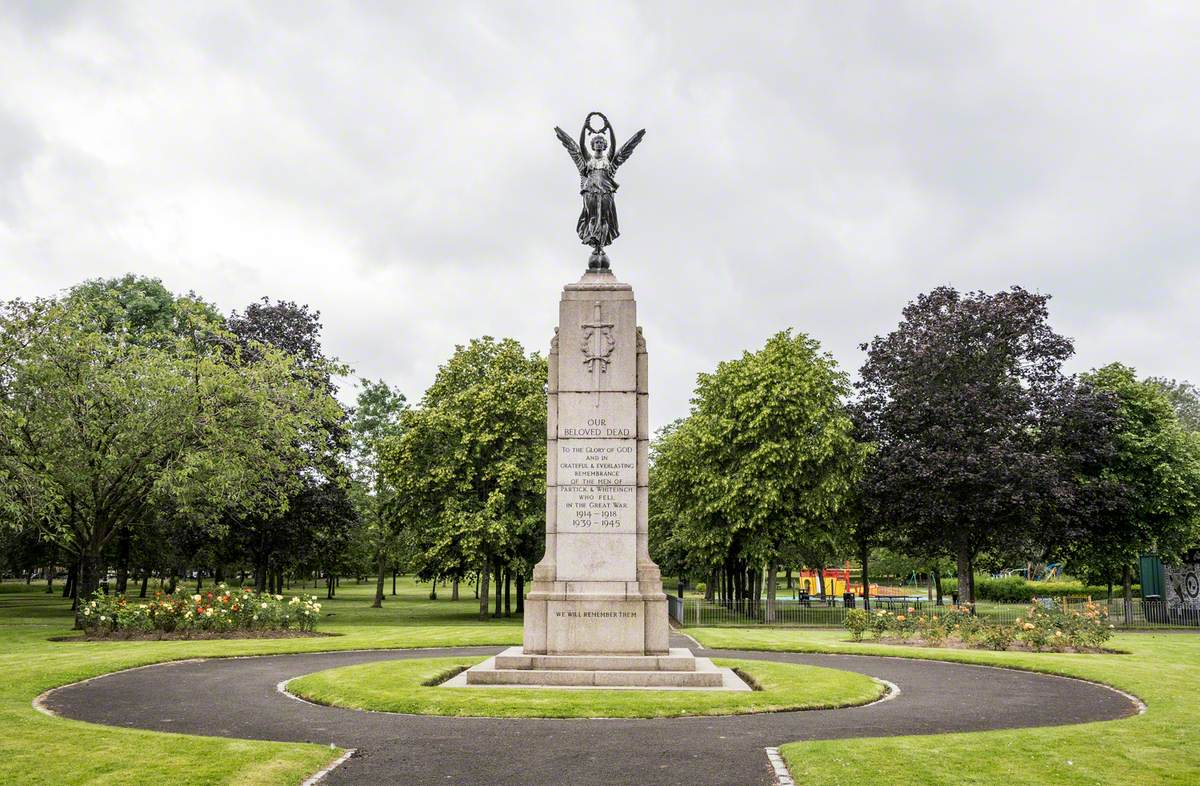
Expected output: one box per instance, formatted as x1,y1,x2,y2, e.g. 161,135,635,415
797,566,850,597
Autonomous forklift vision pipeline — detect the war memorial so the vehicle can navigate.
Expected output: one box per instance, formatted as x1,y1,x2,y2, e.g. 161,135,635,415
459,112,746,690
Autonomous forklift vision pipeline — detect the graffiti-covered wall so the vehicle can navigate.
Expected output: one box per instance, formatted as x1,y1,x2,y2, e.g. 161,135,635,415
1164,560,1200,612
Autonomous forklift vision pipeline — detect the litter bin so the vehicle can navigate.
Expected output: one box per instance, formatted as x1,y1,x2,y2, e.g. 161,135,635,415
843,592,856,609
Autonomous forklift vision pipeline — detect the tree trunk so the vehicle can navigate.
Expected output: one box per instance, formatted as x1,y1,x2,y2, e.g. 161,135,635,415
197,572,204,593
429,573,438,600
817,566,826,599
373,552,387,608
752,567,762,620
504,567,511,617
967,556,976,607
515,574,524,614
493,562,503,618
139,571,149,598
392,569,397,596
785,567,792,590
45,564,54,595
75,550,102,629
214,564,224,584
765,563,777,623
955,539,972,608
1122,563,1133,626
478,561,491,620
859,541,871,611
933,568,943,606
61,561,74,598
452,576,460,601
1107,579,1113,603
167,567,178,595
115,526,131,595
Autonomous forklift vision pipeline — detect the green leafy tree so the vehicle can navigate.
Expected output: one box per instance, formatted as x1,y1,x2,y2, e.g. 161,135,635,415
1149,377,1200,433
1069,364,1200,616
380,337,545,620
653,330,867,621
225,297,350,592
63,275,222,595
347,378,408,607
0,295,343,623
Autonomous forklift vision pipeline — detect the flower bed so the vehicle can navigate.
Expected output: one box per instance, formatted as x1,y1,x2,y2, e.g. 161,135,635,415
844,601,1115,652
79,584,322,636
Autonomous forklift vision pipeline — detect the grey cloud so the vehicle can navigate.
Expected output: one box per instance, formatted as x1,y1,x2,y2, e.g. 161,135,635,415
2,1,1199,424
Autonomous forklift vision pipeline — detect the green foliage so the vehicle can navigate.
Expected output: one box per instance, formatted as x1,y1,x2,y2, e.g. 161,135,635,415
0,293,345,605
379,337,546,591
652,330,867,575
941,575,1127,603
1066,364,1200,575
856,602,1112,652
843,608,869,641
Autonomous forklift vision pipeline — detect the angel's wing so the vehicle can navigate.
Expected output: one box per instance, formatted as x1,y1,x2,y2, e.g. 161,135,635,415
554,126,586,174
612,129,646,170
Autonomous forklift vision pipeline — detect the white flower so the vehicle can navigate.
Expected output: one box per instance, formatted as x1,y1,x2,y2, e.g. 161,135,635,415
261,602,269,609
275,594,282,601
192,594,202,602
83,609,91,616
99,615,107,622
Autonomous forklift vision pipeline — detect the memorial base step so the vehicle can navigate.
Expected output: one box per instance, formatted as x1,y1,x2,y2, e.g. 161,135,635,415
448,649,752,691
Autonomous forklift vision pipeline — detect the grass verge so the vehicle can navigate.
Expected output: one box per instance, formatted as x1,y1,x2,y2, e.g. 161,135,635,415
0,578,521,786
285,655,883,718
689,627,1199,785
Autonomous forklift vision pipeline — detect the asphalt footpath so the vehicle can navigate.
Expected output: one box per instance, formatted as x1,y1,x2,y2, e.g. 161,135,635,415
41,634,1139,786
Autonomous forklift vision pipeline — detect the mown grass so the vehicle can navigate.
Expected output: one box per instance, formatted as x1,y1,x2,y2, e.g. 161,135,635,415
285,655,884,718
5,576,1197,785
689,627,1200,785
0,577,521,786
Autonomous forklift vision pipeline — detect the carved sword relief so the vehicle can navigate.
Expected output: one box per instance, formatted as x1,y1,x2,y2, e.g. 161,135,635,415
581,301,615,403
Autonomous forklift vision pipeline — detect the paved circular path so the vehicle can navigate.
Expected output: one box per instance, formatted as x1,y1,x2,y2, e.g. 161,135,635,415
41,635,1139,786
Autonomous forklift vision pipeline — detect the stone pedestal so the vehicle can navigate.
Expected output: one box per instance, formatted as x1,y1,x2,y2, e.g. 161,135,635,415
522,269,667,657
461,269,745,691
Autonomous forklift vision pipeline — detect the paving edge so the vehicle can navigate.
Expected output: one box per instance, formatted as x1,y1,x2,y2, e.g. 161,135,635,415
299,747,356,786
698,646,1147,716
764,747,795,786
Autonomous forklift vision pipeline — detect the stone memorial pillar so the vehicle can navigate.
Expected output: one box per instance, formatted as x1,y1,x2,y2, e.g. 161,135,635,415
523,268,668,656
457,268,744,690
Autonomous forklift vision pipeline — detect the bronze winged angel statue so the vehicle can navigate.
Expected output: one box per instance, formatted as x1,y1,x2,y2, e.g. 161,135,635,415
555,112,645,270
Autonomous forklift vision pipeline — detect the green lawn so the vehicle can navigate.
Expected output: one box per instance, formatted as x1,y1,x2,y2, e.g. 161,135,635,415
286,655,883,718
0,577,521,786
689,627,1200,785
3,578,1197,785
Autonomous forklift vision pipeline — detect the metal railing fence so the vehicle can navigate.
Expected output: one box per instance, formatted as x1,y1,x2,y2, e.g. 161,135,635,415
667,595,1199,630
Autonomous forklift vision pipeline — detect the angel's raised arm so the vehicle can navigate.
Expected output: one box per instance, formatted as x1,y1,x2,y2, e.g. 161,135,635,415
611,129,646,171
554,126,586,174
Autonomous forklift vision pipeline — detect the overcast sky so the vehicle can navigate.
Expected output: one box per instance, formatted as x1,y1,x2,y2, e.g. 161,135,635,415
2,2,1198,428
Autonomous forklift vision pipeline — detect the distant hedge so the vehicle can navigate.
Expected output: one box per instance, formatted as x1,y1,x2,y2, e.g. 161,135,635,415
941,575,1134,603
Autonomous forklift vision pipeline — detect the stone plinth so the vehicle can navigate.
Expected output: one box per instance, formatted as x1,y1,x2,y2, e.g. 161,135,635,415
523,269,667,657
458,269,747,692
